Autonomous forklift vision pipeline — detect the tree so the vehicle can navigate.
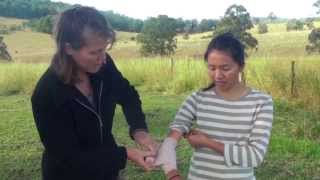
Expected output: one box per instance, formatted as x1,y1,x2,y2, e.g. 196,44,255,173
137,15,177,56
258,22,268,34
25,15,54,34
267,12,277,22
213,4,258,50
175,18,186,33
305,18,315,30
306,28,320,53
286,19,304,31
0,36,12,61
306,1,320,53
198,19,217,32
314,0,320,14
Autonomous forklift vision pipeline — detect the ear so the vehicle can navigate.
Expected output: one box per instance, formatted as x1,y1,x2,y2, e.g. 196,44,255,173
239,64,245,72
64,43,74,56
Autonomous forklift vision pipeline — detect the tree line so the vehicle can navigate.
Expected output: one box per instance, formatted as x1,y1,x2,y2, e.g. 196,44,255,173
1,0,320,58
0,0,218,34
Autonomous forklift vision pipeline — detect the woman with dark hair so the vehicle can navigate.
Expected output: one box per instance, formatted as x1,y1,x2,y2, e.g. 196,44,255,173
155,33,274,180
31,6,157,180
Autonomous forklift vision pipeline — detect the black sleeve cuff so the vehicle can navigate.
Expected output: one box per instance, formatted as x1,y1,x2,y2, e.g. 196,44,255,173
129,128,149,140
117,146,128,170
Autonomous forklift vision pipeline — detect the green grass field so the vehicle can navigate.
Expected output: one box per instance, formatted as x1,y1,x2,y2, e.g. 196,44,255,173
1,17,320,179
1,92,320,180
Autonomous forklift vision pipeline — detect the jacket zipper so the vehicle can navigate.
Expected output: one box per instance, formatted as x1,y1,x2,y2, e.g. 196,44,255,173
74,81,104,144
99,81,103,117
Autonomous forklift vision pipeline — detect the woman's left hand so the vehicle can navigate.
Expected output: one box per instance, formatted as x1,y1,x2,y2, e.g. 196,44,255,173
133,130,159,157
185,129,210,148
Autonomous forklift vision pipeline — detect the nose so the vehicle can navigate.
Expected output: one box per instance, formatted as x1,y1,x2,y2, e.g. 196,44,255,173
215,69,224,80
97,52,106,64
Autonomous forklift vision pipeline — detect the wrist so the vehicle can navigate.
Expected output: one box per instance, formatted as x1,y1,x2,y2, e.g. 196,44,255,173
162,163,177,174
166,169,180,180
126,148,134,160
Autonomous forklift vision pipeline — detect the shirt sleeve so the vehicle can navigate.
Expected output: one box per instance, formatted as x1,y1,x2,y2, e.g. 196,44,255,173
105,54,148,138
169,92,198,134
224,96,274,168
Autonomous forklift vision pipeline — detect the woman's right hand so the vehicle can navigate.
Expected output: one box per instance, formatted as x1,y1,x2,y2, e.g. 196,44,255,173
126,147,153,171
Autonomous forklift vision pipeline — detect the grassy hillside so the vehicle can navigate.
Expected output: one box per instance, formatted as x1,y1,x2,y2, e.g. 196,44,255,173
1,17,320,62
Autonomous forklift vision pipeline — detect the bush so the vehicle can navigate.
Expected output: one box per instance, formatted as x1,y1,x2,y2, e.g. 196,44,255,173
258,23,268,34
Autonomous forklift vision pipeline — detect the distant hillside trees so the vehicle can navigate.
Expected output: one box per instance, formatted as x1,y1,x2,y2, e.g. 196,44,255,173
286,19,304,31
0,0,219,34
258,22,268,34
198,19,217,32
213,4,258,50
0,0,68,19
103,11,143,32
25,15,54,34
137,15,177,56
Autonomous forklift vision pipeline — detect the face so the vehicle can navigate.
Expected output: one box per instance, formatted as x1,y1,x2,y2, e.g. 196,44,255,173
207,49,243,91
65,29,108,74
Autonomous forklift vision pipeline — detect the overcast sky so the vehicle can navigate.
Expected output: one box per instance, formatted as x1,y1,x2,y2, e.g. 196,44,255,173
52,0,319,20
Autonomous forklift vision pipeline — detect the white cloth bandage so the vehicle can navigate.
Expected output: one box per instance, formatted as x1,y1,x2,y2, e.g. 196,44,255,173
154,137,178,174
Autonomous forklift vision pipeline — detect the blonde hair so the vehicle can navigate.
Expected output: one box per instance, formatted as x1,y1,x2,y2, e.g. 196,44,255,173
51,6,115,84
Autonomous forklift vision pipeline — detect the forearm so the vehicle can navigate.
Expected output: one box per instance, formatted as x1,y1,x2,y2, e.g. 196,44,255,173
204,138,225,155
168,129,183,142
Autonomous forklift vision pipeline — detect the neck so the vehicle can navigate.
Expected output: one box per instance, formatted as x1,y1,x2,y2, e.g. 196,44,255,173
215,82,248,100
76,70,89,83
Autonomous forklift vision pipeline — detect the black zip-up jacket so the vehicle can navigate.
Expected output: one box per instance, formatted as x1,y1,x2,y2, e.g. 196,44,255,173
31,54,148,180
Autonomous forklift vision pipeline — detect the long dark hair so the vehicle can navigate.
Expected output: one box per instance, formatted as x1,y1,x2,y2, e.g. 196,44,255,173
51,6,115,84
202,32,245,91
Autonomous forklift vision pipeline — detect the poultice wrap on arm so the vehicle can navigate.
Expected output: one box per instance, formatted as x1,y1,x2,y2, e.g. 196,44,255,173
154,137,178,174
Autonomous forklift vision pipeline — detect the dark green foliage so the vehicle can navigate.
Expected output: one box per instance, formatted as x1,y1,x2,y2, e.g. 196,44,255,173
26,15,54,34
0,0,68,19
306,28,320,54
305,18,315,30
137,15,178,56
314,0,320,14
198,19,217,32
286,19,304,31
0,36,12,61
214,4,258,50
103,11,143,32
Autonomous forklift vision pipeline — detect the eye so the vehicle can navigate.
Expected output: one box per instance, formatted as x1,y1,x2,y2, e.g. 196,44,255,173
89,51,98,55
222,66,231,71
208,66,215,71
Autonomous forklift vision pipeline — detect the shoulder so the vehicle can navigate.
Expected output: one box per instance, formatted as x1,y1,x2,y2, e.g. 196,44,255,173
32,67,56,98
184,90,211,103
31,67,70,108
248,89,273,105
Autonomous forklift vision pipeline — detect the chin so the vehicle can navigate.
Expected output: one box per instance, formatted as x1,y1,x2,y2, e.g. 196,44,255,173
89,66,102,73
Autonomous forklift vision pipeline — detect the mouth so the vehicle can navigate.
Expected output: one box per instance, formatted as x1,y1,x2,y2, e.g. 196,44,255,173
215,81,226,85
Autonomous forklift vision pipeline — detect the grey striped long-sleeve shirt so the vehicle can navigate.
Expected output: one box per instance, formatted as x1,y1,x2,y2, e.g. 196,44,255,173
170,88,274,180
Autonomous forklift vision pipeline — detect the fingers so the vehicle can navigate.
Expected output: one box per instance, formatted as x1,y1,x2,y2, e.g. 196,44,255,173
147,143,159,156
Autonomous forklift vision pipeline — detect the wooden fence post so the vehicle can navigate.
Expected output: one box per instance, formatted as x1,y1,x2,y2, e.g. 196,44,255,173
170,58,174,74
291,61,296,97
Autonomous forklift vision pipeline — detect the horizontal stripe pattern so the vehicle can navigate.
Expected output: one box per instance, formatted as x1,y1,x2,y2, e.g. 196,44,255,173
170,89,273,180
